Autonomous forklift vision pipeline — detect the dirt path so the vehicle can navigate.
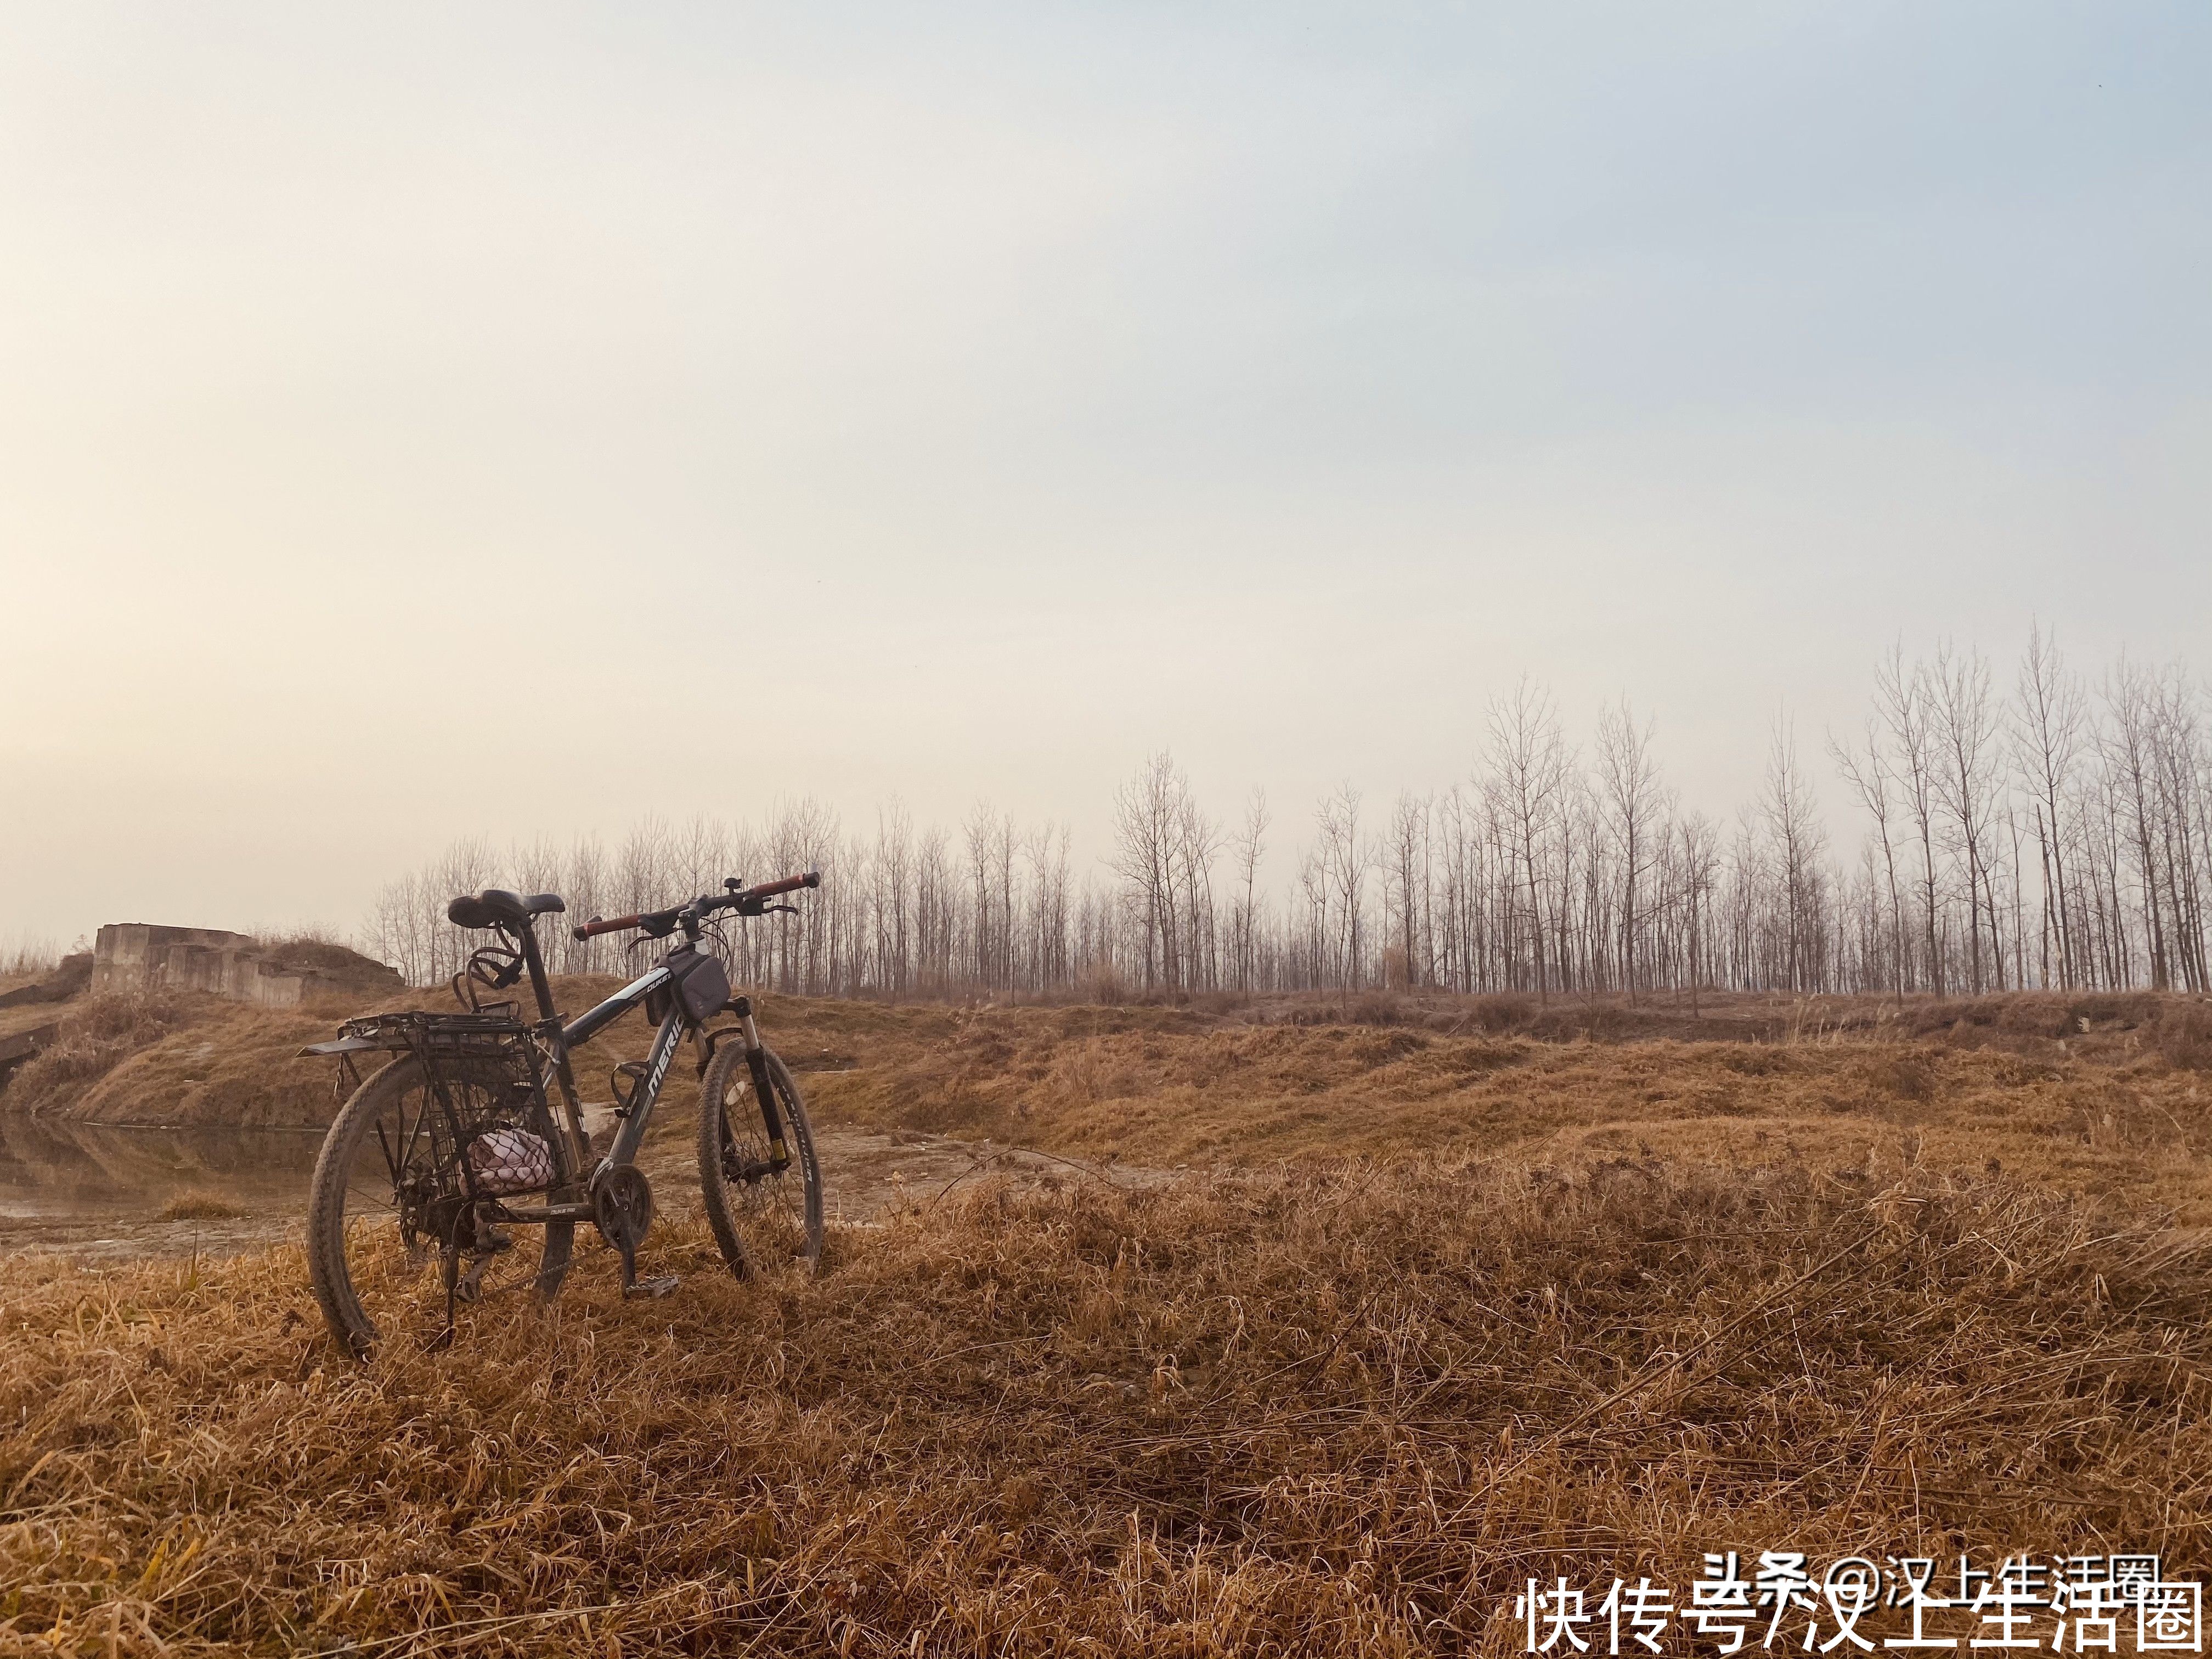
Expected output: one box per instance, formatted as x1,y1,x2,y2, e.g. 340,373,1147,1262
0,1127,1171,1265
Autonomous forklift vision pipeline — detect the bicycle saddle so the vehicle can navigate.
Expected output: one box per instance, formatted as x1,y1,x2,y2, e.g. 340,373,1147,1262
447,889,567,929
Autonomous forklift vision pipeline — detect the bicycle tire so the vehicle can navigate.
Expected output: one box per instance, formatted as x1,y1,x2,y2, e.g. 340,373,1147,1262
307,1053,574,1359
696,1042,823,1278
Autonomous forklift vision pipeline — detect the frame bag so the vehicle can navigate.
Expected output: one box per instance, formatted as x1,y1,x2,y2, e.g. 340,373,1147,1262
652,948,732,1026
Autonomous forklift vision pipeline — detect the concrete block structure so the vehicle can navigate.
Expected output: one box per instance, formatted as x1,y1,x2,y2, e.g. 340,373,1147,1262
92,926,399,1008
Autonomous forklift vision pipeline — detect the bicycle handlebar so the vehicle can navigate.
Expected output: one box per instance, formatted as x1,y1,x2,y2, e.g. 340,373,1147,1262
573,911,649,940
571,871,820,942
742,872,821,901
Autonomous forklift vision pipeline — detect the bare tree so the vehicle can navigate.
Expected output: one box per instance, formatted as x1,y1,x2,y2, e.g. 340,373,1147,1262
1759,718,1827,992
1484,678,1568,999
1875,645,1943,993
2103,657,2206,991
1172,789,1223,991
873,804,914,1000
1595,699,1668,1000
1231,789,1269,992
1930,645,2005,991
1383,793,1431,989
1110,753,1214,991
1829,716,1905,998
355,639,2206,1003
2012,622,2086,988
1023,821,1072,992
1313,784,1368,989
1674,810,1721,1009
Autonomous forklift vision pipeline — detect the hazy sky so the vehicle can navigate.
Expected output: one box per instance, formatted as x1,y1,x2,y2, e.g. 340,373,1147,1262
2,3,2206,948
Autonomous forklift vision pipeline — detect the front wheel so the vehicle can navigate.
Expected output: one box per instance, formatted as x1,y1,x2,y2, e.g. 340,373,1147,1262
697,1042,822,1278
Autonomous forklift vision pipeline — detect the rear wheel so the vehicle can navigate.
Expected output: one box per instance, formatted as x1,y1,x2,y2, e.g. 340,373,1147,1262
697,1043,822,1278
307,1054,573,1359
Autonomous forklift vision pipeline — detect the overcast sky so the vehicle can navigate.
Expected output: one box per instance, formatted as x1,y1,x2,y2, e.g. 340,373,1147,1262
2,2,2205,948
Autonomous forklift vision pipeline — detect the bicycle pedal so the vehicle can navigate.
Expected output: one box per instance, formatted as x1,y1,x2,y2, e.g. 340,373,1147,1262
623,1274,680,1301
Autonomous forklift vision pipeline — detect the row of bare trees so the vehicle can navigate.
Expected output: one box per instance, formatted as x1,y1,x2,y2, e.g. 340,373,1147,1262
364,633,2210,1000
1834,629,2210,995
364,801,1094,998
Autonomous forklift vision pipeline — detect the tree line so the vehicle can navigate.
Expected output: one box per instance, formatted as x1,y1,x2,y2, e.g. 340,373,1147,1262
364,630,2210,1000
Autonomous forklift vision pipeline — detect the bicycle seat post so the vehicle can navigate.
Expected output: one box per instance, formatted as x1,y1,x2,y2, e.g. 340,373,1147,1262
512,917,591,1172
512,916,559,1026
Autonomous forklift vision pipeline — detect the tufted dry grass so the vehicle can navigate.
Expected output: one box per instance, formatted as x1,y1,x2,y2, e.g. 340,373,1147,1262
5,1155,2212,1656
797,1001,2212,1222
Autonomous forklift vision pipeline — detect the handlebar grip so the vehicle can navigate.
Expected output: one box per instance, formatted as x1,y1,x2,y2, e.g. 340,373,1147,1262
751,871,821,899
573,913,641,941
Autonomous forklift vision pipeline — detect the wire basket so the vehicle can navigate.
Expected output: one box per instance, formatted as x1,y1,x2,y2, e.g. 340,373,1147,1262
340,1012,561,1199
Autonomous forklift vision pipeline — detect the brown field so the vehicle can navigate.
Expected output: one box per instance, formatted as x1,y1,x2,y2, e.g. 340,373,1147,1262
3,987,2211,1654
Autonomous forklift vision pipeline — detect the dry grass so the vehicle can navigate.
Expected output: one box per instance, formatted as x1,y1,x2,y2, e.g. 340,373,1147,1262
1,980,713,1127
1228,986,2212,1062
0,938,61,989
10,985,2212,1219
4,992,194,1110
0,991,356,1128
789,997,2212,1220
4,1159,2211,1654
10,984,2212,1650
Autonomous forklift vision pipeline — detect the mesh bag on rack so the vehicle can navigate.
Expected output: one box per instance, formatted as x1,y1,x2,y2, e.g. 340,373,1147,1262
466,1127,556,1195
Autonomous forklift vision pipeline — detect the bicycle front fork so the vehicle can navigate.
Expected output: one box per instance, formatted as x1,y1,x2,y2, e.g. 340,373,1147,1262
730,997,791,1170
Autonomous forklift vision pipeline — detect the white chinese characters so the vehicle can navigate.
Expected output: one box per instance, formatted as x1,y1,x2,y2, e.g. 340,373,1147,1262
1511,1556,2200,1655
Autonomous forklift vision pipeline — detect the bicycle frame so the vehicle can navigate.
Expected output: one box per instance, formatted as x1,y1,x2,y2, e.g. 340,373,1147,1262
566,963,686,1166
500,918,781,1216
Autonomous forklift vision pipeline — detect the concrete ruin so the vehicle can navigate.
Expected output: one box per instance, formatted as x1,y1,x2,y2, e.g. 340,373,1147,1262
92,926,402,1008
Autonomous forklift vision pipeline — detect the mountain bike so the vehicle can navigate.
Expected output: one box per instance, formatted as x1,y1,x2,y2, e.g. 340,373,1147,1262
302,873,824,1358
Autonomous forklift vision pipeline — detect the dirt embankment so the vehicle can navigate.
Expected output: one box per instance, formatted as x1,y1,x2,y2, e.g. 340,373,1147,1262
6,980,2208,1217
0,977,714,1128
2,991,347,1127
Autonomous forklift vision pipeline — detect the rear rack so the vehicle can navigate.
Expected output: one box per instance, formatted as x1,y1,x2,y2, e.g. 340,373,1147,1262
324,1012,558,1193
301,1008,544,1078
331,1009,531,1054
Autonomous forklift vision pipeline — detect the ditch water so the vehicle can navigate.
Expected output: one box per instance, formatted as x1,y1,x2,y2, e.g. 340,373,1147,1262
0,1116,323,1254
0,1115,1163,1262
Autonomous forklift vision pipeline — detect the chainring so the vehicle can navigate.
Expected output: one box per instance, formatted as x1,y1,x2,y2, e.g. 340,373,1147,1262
591,1164,654,1252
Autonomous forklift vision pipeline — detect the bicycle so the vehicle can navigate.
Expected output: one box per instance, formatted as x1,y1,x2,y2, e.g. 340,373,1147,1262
302,872,824,1358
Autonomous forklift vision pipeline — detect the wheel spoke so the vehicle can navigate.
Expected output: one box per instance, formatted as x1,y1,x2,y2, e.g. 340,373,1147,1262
345,1178,399,1215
